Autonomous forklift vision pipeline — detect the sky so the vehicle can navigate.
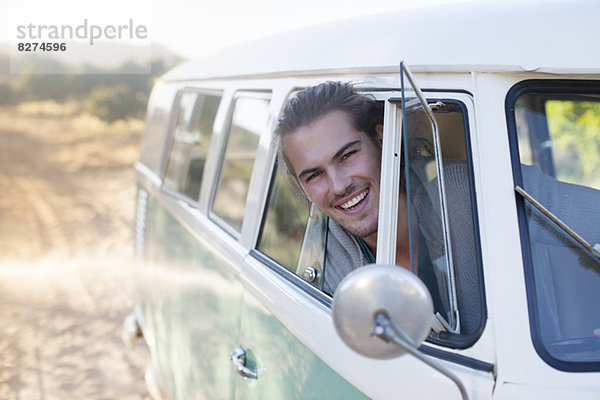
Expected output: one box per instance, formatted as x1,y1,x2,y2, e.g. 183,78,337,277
148,0,470,59
4,0,472,60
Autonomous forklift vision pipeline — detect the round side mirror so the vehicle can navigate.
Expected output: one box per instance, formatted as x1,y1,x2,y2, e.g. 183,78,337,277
332,264,433,359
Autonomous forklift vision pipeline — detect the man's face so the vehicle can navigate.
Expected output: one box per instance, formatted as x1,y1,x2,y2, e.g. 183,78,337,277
282,110,383,240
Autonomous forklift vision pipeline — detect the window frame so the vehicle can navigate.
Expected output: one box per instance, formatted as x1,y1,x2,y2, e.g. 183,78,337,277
161,88,223,204
428,95,485,348
209,90,272,238
506,79,600,372
384,90,486,348
253,86,485,348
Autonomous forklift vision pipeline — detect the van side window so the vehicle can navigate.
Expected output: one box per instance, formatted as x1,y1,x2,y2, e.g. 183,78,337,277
257,162,327,290
257,97,484,330
212,93,270,232
164,91,222,200
508,81,600,369
258,162,308,269
404,101,483,339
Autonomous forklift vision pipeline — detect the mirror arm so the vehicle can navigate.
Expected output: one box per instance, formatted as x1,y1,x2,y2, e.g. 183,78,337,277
372,313,469,400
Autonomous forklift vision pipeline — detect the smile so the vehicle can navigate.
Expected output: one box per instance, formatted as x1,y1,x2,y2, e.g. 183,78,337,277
339,189,369,210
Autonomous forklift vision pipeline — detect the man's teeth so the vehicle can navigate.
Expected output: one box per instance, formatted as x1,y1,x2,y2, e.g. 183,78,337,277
340,189,368,210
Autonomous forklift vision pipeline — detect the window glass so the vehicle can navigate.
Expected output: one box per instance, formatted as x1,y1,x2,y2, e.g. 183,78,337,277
213,94,269,231
258,163,308,270
512,84,600,369
258,161,328,290
164,91,221,200
401,100,482,337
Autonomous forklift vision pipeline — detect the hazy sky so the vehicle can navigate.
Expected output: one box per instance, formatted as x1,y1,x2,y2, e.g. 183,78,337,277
5,0,472,59
148,0,471,58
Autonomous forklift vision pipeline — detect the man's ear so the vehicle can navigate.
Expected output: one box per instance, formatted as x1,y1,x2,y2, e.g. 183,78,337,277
291,174,310,202
376,124,384,145
297,181,310,202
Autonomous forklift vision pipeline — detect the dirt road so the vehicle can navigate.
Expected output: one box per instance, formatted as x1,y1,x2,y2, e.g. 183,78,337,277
0,109,151,400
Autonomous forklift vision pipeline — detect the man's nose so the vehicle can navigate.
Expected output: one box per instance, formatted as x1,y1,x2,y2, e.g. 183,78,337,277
329,168,352,195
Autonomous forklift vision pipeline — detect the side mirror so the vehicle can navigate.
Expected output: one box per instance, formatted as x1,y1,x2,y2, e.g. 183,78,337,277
332,264,468,400
332,264,433,358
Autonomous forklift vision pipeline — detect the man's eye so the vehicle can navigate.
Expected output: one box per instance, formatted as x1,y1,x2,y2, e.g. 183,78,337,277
342,150,357,160
306,171,321,182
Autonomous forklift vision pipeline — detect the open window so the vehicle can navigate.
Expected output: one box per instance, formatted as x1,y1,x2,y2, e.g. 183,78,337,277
379,64,461,333
378,65,484,340
360,71,483,341
256,80,483,341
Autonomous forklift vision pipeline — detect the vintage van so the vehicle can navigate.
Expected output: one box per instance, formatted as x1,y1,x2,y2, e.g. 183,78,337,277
123,0,600,398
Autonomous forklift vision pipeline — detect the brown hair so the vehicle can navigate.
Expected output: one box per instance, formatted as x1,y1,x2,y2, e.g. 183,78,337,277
274,81,383,189
275,81,383,144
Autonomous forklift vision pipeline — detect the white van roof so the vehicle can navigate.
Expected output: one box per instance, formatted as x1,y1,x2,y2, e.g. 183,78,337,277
164,0,600,81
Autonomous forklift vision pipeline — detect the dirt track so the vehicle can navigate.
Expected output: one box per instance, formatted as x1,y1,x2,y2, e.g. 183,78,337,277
0,109,151,399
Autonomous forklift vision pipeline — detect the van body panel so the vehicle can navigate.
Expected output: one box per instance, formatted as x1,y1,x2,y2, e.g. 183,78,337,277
139,195,244,399
139,81,179,176
468,73,535,385
235,287,369,400
163,0,600,82
238,253,493,400
494,382,600,400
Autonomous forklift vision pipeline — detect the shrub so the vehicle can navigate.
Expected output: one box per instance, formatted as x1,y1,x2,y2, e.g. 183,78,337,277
88,84,146,123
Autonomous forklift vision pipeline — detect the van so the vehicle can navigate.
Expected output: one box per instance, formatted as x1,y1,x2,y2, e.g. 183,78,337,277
123,0,600,398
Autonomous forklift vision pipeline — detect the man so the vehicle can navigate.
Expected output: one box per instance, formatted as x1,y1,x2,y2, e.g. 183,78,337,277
275,81,435,295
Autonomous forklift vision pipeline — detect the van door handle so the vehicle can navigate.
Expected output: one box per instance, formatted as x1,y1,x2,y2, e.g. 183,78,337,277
230,346,258,379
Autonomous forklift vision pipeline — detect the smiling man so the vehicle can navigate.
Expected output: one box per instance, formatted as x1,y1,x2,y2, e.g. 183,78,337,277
283,109,382,249
275,81,414,294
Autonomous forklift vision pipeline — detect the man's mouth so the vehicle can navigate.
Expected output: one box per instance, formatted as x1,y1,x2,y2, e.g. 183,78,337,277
339,188,369,210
